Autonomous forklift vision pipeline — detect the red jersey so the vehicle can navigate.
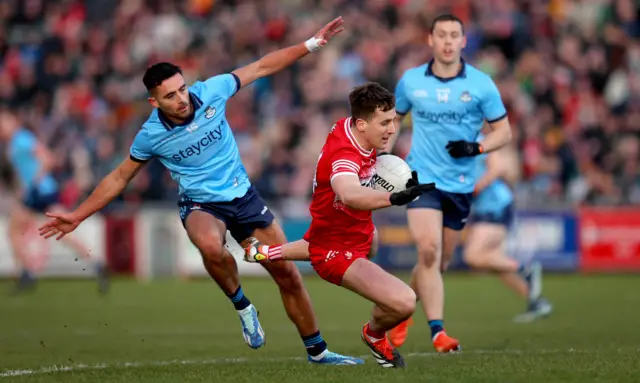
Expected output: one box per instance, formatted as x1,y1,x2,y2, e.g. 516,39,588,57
304,117,377,252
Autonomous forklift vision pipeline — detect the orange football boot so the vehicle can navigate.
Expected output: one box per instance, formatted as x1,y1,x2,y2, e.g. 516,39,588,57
387,317,413,347
361,324,405,368
432,331,461,353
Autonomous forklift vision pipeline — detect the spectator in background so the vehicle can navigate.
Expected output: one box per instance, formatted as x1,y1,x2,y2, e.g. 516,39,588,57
1,0,639,217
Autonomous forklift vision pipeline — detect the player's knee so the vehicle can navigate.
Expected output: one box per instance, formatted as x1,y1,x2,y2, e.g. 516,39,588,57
194,235,224,263
393,287,416,319
416,241,439,268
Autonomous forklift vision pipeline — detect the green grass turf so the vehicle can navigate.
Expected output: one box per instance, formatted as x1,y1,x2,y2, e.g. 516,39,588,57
1,273,639,382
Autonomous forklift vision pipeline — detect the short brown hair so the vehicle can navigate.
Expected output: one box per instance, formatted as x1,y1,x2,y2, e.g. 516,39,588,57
431,14,465,35
349,82,395,122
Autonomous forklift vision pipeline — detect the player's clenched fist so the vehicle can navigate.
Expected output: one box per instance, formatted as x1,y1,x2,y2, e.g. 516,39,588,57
389,171,435,206
446,140,484,158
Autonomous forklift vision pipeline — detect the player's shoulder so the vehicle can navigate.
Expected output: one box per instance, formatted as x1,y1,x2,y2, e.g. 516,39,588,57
16,128,35,140
400,63,429,80
13,128,36,146
463,63,497,86
138,110,167,139
187,80,207,98
190,74,239,100
326,117,356,149
326,117,373,161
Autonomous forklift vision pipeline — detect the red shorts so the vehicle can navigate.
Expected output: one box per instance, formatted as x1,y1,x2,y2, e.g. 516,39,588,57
309,238,373,286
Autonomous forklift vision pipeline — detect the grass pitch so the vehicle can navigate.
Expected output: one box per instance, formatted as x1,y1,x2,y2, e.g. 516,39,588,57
1,273,639,382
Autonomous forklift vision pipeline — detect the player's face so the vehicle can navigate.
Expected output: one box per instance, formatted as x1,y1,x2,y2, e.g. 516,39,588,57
361,108,397,150
148,73,192,122
429,21,466,65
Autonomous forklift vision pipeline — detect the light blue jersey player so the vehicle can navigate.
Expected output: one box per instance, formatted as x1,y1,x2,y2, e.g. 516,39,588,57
39,17,361,366
464,134,552,323
386,14,513,351
0,108,107,295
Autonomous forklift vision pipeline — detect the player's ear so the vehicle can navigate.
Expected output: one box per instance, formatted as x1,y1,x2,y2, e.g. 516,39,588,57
355,118,367,133
427,33,433,48
148,97,159,109
461,35,467,49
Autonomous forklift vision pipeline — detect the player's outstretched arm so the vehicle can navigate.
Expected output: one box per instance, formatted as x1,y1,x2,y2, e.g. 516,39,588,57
38,158,146,240
231,17,344,89
243,238,311,263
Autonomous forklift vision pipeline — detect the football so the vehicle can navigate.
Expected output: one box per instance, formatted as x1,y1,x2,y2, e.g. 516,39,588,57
372,154,413,193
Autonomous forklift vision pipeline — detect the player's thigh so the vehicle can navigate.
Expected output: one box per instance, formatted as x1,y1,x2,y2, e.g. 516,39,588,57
407,208,444,265
251,220,287,245
184,210,227,257
230,186,279,244
342,258,415,314
9,201,33,231
465,223,506,253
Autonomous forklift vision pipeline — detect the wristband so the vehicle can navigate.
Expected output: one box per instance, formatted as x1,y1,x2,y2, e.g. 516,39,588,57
304,37,323,52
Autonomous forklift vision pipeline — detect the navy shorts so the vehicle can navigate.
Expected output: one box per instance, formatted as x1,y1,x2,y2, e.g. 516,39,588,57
469,203,514,228
22,188,59,213
178,186,275,243
407,188,473,230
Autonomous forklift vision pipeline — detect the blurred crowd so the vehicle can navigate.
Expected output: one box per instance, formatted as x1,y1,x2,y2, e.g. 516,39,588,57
1,0,639,216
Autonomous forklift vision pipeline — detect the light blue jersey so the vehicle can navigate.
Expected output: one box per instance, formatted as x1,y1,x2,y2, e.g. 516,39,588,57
473,135,513,214
9,129,58,195
395,59,507,194
130,74,250,203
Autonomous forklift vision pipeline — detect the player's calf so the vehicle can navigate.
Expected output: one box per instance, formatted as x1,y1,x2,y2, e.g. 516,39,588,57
341,258,414,368
185,212,265,349
411,234,461,352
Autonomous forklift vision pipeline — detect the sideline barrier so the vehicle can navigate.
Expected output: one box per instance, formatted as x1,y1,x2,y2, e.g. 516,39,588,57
2,206,637,278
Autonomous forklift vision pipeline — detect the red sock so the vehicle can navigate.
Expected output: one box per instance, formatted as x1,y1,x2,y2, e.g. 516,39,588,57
267,245,283,261
365,323,385,340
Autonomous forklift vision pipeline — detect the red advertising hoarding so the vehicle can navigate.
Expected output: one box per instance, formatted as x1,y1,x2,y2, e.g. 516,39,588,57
579,208,640,272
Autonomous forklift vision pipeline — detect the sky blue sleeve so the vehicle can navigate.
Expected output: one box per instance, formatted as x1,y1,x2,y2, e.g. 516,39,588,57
129,129,154,162
394,73,412,115
481,78,507,123
203,73,241,101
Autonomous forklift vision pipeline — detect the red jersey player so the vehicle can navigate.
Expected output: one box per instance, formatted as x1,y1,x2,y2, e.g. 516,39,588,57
244,83,434,368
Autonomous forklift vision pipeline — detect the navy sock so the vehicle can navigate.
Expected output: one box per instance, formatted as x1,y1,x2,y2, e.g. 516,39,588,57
20,269,34,280
302,330,328,357
227,286,251,311
429,320,444,338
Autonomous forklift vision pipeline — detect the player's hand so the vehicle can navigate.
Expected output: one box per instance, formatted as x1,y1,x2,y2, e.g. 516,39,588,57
406,170,419,188
389,181,435,206
446,140,484,158
38,212,81,240
306,17,345,52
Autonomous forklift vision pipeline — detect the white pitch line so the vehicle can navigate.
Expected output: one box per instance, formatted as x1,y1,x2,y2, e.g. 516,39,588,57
0,348,635,378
